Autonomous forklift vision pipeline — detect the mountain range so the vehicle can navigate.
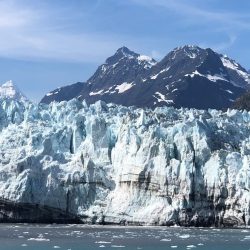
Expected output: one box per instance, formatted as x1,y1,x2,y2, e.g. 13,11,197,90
41,45,250,110
0,46,249,226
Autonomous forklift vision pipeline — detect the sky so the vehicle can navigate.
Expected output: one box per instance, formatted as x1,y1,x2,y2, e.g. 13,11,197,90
0,0,250,102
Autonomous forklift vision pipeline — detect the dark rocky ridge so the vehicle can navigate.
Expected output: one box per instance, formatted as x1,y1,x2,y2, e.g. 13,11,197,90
41,82,85,104
233,91,250,111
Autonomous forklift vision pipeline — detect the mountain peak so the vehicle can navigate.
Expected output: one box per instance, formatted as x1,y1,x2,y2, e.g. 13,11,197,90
173,45,202,51
2,80,15,87
175,45,206,56
0,80,28,102
111,46,156,66
114,46,139,60
116,46,136,54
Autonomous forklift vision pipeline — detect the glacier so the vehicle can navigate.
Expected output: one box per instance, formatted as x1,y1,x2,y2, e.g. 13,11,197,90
0,98,249,227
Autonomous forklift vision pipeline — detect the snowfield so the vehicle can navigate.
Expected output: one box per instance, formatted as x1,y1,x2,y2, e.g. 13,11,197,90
0,98,249,226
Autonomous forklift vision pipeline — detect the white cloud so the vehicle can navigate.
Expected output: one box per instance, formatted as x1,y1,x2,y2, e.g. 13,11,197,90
198,34,237,53
150,50,164,60
0,1,129,63
128,0,250,53
129,0,250,30
0,1,38,28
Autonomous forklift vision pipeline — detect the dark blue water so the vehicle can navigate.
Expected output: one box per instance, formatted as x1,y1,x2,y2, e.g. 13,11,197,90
0,224,249,250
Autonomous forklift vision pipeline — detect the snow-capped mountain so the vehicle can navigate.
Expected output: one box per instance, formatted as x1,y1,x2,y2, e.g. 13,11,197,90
41,46,156,105
86,46,156,92
0,98,249,226
41,45,250,109
0,80,28,102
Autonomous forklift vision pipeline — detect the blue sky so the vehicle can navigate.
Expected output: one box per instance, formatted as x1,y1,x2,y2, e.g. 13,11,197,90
0,0,250,101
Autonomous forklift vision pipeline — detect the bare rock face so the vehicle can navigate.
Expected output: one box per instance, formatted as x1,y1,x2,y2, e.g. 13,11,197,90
0,98,249,226
233,91,250,111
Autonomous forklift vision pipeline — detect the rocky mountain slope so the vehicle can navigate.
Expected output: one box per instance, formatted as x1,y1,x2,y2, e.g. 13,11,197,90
233,91,250,111
0,98,249,226
41,46,250,110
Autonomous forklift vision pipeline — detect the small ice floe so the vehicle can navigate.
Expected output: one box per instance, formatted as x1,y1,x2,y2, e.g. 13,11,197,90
179,234,190,239
95,241,111,244
21,244,27,247
160,238,171,241
53,246,61,249
23,232,29,234
27,234,50,242
186,245,196,249
243,235,250,240
18,235,24,238
27,238,50,242
197,243,204,246
241,230,249,233
171,246,178,248
111,245,126,248
99,245,106,248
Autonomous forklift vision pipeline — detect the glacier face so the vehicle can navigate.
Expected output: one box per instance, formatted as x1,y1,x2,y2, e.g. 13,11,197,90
0,98,249,226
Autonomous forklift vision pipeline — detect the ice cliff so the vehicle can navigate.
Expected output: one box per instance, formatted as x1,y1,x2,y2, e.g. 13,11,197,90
0,98,249,226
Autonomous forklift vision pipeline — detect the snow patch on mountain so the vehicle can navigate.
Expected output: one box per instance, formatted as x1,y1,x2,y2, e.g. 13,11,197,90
115,82,134,93
137,55,156,68
186,70,229,82
153,92,174,104
221,56,250,87
89,89,104,96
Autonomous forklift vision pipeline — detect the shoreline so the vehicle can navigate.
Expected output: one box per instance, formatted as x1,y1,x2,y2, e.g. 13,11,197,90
0,223,249,230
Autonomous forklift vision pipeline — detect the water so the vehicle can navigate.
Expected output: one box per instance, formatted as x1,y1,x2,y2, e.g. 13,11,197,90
0,224,249,250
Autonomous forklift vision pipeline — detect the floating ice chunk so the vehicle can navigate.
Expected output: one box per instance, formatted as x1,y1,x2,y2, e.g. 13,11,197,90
179,234,190,239
27,238,50,242
95,241,112,244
